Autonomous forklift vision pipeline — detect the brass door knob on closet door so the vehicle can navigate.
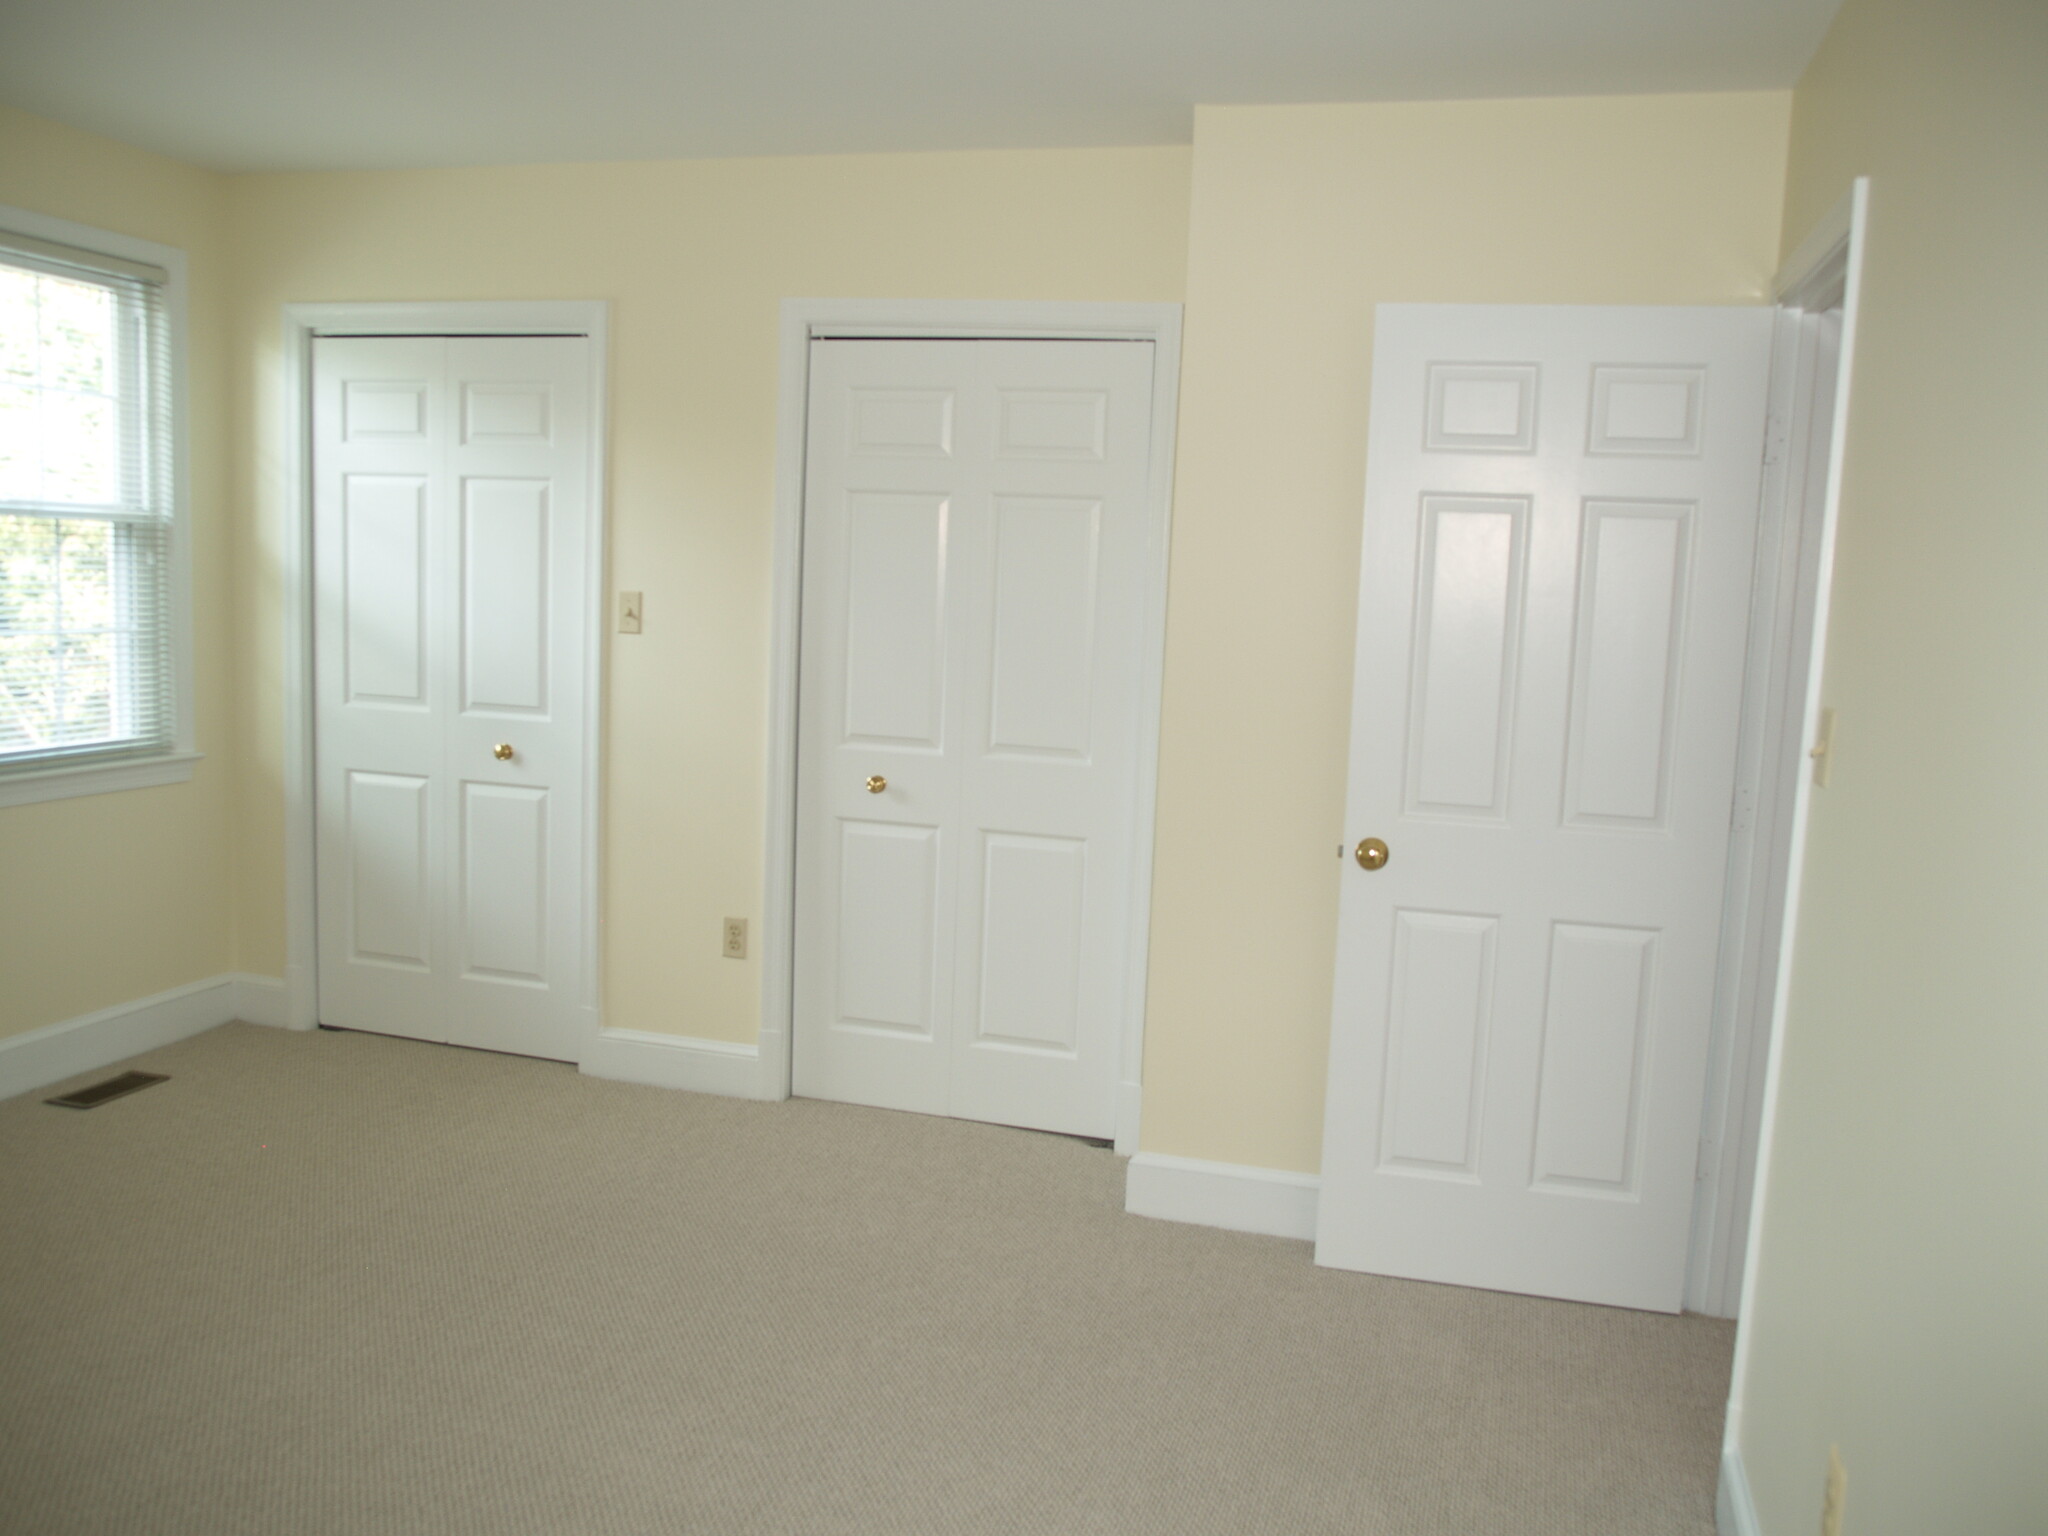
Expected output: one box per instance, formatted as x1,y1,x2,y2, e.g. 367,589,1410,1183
1354,837,1389,870
493,742,515,761
866,775,887,794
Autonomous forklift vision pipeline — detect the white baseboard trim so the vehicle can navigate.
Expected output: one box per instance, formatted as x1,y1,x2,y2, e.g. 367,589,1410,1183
1124,1151,1321,1241
578,1027,779,1101
0,975,238,1102
1718,1446,1762,1536
229,973,292,1029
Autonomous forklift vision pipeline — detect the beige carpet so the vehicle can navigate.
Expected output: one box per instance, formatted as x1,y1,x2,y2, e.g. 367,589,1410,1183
0,1024,1733,1535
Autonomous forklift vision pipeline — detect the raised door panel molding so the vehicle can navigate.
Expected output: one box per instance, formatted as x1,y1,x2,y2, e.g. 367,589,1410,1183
987,496,1099,759
1378,910,1497,1180
835,820,941,1037
461,478,551,715
1564,500,1693,828
972,832,1086,1055
1405,495,1528,819
842,493,949,747
342,476,428,707
1425,363,1539,454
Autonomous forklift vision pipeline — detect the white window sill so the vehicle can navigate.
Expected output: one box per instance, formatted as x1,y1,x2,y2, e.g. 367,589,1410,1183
0,749,202,808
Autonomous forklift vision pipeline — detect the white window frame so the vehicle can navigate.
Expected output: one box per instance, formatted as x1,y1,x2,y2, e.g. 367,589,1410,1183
0,204,198,807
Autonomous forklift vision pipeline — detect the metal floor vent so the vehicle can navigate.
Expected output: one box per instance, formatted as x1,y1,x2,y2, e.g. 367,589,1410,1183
46,1071,169,1110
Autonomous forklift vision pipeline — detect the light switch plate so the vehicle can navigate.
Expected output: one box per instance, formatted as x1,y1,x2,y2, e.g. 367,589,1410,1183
619,591,643,634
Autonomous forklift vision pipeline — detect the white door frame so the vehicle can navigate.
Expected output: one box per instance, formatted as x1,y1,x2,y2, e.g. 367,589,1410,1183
277,301,611,1052
1687,181,1870,1319
765,300,1183,1152
1716,180,1868,1525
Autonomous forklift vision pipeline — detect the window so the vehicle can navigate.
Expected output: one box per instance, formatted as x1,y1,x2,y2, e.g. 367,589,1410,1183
0,210,192,804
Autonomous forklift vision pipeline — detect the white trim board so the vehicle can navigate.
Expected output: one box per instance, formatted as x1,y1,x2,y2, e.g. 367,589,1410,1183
0,973,291,1102
1681,180,1870,1321
0,750,200,808
579,1028,778,1100
1717,1447,1763,1536
765,299,1184,1145
232,973,291,1030
1124,1152,1320,1242
1716,176,1869,1524
276,302,611,1045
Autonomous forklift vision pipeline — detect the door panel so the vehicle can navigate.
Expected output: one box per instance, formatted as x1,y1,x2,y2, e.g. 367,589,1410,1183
461,478,550,714
346,770,432,970
1406,495,1527,818
460,781,549,983
314,334,590,1060
1316,304,1773,1312
972,832,1087,1054
1564,502,1692,825
1530,922,1658,1194
842,493,949,747
1379,909,1496,1178
794,338,1155,1138
341,476,428,706
987,496,1099,758
836,820,942,1035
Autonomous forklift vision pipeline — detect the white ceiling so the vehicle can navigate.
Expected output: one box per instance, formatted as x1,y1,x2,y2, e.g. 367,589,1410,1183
1,0,1843,173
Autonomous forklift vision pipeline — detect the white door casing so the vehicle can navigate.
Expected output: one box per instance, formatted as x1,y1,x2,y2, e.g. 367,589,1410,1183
792,337,1156,1139
312,334,592,1061
1316,305,1774,1312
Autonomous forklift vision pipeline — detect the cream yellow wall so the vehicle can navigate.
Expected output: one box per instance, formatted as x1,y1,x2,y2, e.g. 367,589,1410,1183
1734,2,2048,1531
1140,94,1791,1170
224,148,1191,1038
0,108,236,1038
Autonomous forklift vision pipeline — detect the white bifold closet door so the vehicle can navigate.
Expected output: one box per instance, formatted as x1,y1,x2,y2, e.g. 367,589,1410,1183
312,335,591,1062
1317,305,1773,1312
793,338,1156,1140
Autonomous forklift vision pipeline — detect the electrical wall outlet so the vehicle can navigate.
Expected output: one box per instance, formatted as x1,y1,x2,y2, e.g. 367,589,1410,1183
618,590,644,634
722,917,747,959
1821,1445,1847,1536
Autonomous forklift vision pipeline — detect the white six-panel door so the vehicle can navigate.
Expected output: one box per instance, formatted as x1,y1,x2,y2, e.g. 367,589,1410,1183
793,338,1155,1139
312,336,591,1061
1316,305,1773,1312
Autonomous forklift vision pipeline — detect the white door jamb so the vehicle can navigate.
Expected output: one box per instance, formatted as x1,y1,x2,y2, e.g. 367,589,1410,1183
1715,182,1867,1524
765,300,1184,1151
1683,182,1868,1319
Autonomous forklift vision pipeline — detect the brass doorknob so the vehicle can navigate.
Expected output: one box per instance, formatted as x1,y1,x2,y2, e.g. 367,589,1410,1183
866,775,887,794
1354,837,1389,871
493,742,515,761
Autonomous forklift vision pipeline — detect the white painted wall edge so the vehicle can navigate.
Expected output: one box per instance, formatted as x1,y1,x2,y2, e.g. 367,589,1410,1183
0,972,293,1102
1717,1446,1762,1536
579,1027,780,1101
1124,1151,1320,1242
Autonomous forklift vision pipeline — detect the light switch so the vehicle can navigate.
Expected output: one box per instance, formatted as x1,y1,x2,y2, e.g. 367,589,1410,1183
618,591,643,634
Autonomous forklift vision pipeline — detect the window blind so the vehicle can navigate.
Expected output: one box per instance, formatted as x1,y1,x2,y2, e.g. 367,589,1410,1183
0,230,176,771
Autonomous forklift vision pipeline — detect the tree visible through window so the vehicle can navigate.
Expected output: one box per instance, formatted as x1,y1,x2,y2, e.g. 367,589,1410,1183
0,237,174,771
